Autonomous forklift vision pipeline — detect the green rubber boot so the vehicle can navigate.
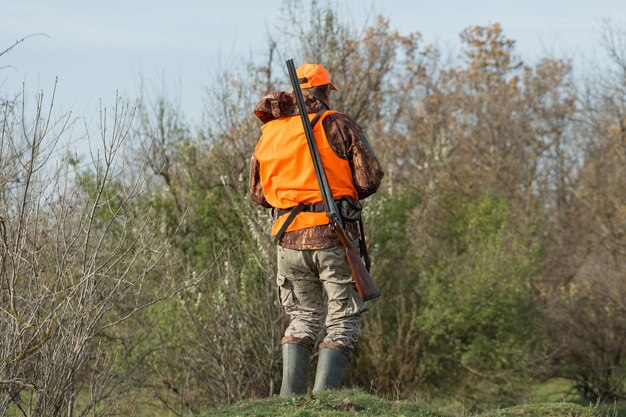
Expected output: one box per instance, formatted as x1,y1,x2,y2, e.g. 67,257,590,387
279,343,311,397
312,348,350,393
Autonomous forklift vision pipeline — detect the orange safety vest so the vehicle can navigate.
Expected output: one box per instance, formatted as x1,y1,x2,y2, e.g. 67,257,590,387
255,110,357,236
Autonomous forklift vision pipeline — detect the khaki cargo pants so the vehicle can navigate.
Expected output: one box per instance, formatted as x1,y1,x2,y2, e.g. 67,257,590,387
277,244,367,355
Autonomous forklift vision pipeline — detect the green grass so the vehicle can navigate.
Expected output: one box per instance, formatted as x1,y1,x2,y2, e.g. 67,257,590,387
198,389,608,417
527,378,626,417
480,402,609,417
528,378,575,403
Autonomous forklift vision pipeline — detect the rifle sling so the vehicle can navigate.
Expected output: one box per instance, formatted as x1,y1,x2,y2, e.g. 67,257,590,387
358,218,371,271
309,109,326,129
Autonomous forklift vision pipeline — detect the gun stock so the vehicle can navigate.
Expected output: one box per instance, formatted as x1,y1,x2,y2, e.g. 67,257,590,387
333,219,381,302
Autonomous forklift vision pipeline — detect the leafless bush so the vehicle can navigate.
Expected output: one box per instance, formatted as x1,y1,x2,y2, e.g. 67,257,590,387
0,88,195,416
546,255,626,401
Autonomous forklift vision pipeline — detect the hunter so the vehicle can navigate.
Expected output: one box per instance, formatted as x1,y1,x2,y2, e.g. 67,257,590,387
249,63,383,396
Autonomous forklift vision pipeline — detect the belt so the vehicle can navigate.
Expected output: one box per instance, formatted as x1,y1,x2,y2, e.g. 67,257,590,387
272,201,335,244
274,203,326,217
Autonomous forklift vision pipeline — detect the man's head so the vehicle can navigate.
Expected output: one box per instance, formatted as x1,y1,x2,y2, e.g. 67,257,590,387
296,63,337,104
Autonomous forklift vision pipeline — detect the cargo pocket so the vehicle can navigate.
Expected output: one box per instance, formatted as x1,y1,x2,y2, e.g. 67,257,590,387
276,273,295,309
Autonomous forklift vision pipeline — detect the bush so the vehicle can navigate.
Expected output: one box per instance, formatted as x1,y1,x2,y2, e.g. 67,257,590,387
354,192,543,407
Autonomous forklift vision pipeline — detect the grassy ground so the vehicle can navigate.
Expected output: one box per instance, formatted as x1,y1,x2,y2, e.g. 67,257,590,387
527,378,626,417
200,389,610,417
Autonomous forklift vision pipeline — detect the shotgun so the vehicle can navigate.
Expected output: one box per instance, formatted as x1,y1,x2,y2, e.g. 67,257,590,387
285,58,381,302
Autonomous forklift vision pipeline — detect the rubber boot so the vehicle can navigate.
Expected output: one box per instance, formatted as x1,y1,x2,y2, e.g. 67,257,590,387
279,343,311,397
312,347,350,393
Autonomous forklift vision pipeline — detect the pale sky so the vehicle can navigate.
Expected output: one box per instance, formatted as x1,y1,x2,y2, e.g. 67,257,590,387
2,0,625,136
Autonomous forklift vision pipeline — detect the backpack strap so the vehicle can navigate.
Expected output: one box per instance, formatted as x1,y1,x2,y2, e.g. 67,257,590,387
310,109,327,128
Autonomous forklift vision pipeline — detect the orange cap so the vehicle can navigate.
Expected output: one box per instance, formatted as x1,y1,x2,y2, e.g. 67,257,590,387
296,63,338,91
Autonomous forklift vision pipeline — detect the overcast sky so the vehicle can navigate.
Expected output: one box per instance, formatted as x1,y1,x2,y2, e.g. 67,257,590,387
2,0,625,134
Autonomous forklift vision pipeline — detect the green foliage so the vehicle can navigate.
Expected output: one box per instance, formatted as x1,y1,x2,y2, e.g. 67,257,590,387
369,186,423,295
144,145,246,272
418,194,542,403
354,191,544,407
126,179,283,411
350,187,424,392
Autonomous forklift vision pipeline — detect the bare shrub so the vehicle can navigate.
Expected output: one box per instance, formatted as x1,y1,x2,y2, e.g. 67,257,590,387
546,256,626,401
0,89,193,416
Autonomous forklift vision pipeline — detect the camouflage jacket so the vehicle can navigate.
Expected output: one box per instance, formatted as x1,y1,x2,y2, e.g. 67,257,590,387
249,92,384,250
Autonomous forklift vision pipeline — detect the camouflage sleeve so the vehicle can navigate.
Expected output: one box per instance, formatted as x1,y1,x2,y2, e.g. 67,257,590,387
249,154,272,208
323,113,384,200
